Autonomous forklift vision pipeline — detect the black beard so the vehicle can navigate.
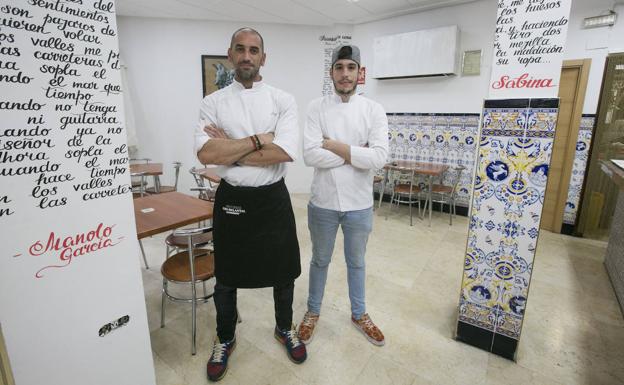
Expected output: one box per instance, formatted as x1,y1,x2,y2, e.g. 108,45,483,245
236,67,258,81
334,82,357,96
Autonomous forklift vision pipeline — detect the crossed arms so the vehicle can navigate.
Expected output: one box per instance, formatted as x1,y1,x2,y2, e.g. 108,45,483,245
196,126,292,167
303,102,389,170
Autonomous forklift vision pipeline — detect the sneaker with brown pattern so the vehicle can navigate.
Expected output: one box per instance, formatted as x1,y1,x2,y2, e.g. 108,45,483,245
297,311,319,344
351,313,385,346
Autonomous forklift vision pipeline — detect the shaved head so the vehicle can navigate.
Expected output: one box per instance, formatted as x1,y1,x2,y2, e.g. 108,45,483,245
230,27,264,52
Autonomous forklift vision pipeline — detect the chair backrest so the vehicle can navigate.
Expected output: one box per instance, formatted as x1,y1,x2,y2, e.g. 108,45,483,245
173,161,182,190
448,165,466,194
172,226,213,281
391,168,416,186
189,167,217,201
130,158,151,164
130,171,147,197
189,167,206,188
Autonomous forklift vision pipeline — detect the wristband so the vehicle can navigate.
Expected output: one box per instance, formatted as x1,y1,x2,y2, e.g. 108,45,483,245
249,136,259,151
253,134,262,150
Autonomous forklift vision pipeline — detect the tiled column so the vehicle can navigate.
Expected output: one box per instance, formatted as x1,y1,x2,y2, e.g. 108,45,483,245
456,98,559,360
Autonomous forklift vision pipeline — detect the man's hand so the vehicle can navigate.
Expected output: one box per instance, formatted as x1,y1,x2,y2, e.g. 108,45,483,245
322,138,351,164
203,124,229,139
257,132,275,147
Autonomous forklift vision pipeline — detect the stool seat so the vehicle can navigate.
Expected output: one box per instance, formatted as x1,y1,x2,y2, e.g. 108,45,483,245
161,249,214,282
146,186,176,194
431,184,453,194
132,180,147,188
166,231,213,248
373,175,383,184
394,184,423,194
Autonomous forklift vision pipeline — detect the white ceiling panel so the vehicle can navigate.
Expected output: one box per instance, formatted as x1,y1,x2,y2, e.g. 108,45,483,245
117,0,236,20
115,0,482,25
355,0,412,15
292,0,372,23
175,0,284,23
234,0,333,26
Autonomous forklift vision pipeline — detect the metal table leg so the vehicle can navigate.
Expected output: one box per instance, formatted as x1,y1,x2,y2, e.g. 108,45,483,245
154,176,161,193
378,169,388,209
139,239,149,269
428,175,433,227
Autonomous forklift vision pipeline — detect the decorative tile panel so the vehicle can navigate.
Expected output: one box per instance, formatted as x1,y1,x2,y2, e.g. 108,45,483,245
457,99,560,359
563,115,595,225
385,113,480,207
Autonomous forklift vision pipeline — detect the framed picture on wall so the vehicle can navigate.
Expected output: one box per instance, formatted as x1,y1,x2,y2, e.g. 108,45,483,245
201,55,235,96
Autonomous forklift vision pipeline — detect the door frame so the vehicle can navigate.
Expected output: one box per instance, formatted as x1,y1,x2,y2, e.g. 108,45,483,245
548,59,591,232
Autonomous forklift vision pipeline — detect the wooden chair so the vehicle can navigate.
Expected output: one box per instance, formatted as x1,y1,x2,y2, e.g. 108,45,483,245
160,226,215,355
189,166,219,201
429,165,466,225
130,158,151,195
387,169,423,226
146,161,182,194
373,174,384,211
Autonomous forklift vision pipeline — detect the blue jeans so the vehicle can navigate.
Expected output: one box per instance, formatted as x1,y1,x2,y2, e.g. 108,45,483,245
307,202,373,319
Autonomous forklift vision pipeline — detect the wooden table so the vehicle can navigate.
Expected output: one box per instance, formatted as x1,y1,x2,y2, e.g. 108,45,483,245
130,163,163,193
134,192,213,239
380,161,449,226
197,167,221,185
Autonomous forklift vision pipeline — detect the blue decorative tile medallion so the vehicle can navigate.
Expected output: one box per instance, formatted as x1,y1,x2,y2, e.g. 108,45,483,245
562,114,595,225
385,113,480,207
457,98,560,360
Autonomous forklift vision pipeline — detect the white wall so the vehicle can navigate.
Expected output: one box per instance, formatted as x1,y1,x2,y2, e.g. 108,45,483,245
354,0,624,114
117,18,353,193
117,0,624,193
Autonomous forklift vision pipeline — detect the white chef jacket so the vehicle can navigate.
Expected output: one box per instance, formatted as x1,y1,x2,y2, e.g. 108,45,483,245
195,80,299,187
304,93,389,212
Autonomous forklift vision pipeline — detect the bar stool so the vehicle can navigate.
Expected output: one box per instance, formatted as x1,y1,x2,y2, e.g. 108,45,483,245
130,158,152,195
160,226,215,355
387,169,423,226
429,165,466,225
373,174,384,211
189,166,219,202
146,161,182,194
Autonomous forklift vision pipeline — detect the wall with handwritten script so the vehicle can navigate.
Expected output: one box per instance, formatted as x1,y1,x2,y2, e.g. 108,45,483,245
0,1,155,383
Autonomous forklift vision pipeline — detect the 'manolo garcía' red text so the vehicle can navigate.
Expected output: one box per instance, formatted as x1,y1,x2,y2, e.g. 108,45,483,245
492,73,554,89
29,223,120,278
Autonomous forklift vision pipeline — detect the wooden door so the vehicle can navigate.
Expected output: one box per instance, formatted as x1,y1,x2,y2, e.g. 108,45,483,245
541,59,591,232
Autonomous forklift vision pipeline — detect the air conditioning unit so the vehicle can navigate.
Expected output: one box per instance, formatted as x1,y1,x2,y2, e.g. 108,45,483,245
373,25,460,79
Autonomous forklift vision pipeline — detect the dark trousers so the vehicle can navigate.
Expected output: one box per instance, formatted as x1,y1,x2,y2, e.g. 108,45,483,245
213,280,295,342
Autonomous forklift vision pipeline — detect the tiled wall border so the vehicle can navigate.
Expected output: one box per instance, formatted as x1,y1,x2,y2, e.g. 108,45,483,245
386,113,480,207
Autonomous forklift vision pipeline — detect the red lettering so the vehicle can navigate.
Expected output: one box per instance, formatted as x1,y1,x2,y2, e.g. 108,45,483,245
492,73,555,90
28,223,121,278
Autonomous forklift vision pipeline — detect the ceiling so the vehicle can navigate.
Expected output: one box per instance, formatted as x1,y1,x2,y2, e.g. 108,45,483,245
115,0,481,26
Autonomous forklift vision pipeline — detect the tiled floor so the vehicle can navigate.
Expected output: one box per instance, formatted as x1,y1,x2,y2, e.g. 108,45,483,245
139,194,624,385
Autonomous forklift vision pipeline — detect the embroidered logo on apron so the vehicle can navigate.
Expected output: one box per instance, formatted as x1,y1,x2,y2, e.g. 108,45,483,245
223,205,246,215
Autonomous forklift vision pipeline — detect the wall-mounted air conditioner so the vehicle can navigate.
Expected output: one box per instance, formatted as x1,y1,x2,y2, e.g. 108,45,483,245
373,25,460,79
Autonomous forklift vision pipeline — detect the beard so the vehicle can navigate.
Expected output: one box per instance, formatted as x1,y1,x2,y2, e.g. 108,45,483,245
333,80,357,96
236,64,259,82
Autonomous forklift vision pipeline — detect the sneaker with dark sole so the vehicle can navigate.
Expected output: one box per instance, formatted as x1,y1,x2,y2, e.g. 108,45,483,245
352,313,385,346
297,311,319,344
274,325,307,364
206,337,236,382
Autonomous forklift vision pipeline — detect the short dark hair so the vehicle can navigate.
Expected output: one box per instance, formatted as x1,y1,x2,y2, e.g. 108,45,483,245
230,27,264,51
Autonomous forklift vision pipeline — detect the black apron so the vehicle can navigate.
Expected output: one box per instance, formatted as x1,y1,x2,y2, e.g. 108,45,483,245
213,178,301,288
